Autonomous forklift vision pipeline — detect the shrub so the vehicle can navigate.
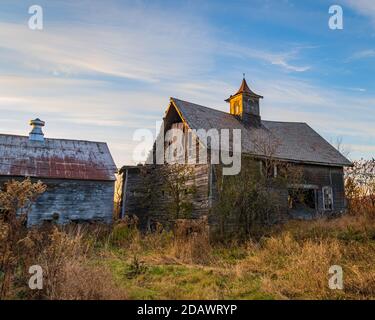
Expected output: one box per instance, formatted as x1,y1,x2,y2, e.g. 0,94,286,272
16,226,127,300
172,216,212,264
109,216,140,247
0,178,46,299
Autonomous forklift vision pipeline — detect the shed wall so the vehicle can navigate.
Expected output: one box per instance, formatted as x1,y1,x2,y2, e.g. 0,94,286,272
0,176,114,225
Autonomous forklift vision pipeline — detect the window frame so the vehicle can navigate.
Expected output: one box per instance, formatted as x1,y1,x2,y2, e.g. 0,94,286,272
322,186,334,211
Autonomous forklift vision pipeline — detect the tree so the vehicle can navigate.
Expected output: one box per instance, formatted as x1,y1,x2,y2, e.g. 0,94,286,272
345,159,375,216
214,131,304,237
161,164,196,220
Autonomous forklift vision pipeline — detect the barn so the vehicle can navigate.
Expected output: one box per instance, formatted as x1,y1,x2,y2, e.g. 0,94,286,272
120,78,352,229
0,119,117,225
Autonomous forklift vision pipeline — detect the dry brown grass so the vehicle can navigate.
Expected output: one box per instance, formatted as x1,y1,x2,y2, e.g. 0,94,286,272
50,260,127,300
36,227,126,300
236,234,344,299
2,178,374,300
233,213,375,300
171,217,212,265
101,211,374,300
2,214,374,300
7,225,127,300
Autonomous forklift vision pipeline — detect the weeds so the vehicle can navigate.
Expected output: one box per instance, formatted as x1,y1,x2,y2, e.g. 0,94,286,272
1,177,374,300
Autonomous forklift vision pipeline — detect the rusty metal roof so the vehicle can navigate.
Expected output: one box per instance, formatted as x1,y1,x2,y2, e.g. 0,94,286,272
0,134,117,181
171,98,352,167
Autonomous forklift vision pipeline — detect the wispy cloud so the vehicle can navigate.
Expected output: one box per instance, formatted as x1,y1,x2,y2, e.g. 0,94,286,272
350,49,375,60
344,0,375,24
0,0,373,165
0,6,216,82
348,87,367,92
221,43,311,73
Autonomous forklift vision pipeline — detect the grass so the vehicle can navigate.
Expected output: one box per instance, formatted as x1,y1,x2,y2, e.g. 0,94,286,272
89,213,375,300
100,254,272,300
2,211,374,300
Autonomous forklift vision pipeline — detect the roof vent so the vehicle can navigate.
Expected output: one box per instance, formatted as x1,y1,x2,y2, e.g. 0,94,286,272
29,118,45,142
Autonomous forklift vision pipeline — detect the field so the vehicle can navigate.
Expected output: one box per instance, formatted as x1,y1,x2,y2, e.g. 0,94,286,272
99,214,375,300
2,213,374,300
1,176,374,300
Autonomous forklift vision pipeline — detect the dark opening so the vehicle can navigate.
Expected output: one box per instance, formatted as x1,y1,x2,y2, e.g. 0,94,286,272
288,188,316,215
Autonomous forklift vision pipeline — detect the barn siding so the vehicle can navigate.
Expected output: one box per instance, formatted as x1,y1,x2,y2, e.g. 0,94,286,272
0,176,114,225
120,162,347,229
299,165,346,214
122,164,210,229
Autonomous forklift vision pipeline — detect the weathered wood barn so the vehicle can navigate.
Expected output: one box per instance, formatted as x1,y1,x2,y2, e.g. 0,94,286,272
0,119,117,225
120,78,352,229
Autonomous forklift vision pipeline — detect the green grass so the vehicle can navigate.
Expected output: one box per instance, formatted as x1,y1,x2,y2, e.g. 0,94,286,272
88,214,375,300
97,252,274,300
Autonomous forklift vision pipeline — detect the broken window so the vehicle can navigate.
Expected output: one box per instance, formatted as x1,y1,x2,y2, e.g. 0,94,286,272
322,186,333,211
288,189,316,211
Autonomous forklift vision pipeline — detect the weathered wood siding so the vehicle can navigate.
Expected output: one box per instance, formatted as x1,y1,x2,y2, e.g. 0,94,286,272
298,164,346,213
122,164,210,229
121,162,347,229
0,176,114,225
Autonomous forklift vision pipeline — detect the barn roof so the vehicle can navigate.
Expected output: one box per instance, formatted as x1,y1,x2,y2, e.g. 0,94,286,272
0,134,117,181
170,98,352,167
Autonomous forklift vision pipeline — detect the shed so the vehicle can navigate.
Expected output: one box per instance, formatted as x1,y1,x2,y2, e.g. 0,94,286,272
0,119,117,225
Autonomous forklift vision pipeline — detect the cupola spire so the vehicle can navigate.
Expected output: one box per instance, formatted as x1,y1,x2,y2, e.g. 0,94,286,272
225,77,263,127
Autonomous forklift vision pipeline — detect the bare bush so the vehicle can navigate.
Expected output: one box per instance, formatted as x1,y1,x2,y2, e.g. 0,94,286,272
0,178,46,299
345,159,375,217
161,164,197,220
109,215,140,247
172,216,211,264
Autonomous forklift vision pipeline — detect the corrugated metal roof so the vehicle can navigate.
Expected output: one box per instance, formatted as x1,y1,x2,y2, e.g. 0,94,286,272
0,134,117,181
171,98,352,167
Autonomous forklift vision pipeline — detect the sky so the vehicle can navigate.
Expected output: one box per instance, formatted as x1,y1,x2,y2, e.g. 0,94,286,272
0,0,374,167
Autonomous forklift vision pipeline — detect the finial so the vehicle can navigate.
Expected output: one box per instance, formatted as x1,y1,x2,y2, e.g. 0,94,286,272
243,73,245,79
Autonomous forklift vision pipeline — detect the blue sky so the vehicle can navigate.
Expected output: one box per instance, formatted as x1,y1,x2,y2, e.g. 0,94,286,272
0,0,374,166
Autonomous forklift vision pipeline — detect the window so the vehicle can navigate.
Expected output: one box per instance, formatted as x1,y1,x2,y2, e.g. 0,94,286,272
187,131,196,161
288,189,317,211
234,101,240,114
322,186,333,211
273,164,278,178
